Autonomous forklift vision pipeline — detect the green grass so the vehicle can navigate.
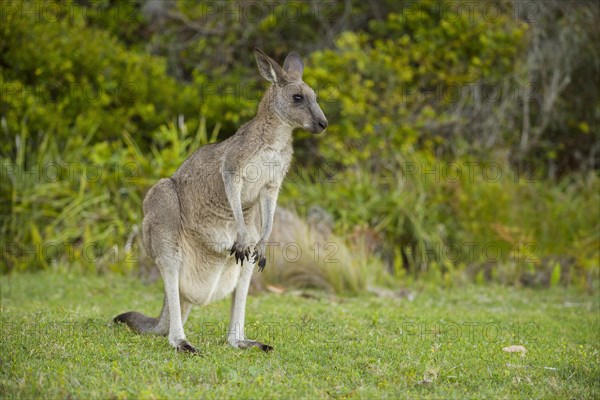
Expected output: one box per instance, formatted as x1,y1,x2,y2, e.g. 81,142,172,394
1,272,598,399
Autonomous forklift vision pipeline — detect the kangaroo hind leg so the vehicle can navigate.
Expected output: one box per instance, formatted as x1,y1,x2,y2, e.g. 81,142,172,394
228,262,273,352
143,178,198,354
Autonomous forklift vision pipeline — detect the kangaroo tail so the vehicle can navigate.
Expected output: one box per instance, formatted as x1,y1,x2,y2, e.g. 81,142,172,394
114,298,169,336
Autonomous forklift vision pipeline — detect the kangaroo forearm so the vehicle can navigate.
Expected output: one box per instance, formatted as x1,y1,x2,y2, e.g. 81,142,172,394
223,173,247,239
259,191,278,242
261,205,274,240
230,201,247,239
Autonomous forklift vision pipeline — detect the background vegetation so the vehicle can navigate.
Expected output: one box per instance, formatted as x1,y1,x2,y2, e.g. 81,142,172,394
1,0,598,292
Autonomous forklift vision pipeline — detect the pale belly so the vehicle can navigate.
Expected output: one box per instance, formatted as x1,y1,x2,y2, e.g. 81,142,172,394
178,244,241,305
177,227,257,306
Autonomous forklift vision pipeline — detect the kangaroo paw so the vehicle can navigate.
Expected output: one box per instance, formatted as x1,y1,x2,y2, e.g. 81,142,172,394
230,242,252,266
253,241,268,271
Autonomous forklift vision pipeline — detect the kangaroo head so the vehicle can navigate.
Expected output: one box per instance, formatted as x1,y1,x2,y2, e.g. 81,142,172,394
254,48,328,134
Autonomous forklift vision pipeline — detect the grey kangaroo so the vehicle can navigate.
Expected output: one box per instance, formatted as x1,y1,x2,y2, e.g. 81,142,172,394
114,48,328,353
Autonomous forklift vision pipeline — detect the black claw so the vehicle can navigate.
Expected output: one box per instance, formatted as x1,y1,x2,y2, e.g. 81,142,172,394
258,256,267,272
232,242,256,267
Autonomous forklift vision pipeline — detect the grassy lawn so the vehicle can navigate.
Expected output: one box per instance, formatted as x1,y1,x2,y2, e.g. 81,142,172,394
0,271,598,399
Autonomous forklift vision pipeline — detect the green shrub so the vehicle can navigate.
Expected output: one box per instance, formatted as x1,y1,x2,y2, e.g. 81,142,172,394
302,2,526,167
0,0,201,155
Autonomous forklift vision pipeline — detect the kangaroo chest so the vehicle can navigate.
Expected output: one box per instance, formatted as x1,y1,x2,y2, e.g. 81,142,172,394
240,146,292,204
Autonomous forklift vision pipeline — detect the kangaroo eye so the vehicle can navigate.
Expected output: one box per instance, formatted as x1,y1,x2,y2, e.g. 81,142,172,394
292,94,303,102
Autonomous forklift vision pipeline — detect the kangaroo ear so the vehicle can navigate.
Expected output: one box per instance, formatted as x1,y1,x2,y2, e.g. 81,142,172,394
283,52,304,81
254,47,287,85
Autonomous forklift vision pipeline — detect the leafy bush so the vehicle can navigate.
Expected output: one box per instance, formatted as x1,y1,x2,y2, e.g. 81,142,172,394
0,0,201,155
301,3,526,168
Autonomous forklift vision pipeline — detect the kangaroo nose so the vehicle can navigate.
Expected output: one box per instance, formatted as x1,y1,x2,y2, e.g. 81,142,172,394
318,119,328,130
